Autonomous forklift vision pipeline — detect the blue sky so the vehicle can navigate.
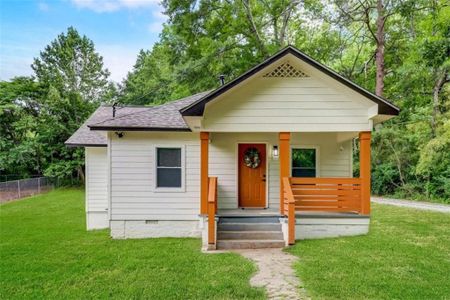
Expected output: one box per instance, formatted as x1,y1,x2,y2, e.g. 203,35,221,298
0,0,165,82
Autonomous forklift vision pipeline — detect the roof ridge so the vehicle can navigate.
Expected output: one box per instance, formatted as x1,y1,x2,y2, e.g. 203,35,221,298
100,104,156,108
89,90,210,127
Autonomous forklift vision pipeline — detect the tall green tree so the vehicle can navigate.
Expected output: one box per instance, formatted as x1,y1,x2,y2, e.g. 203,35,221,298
1,27,115,182
121,0,335,104
0,77,44,177
120,0,449,201
32,26,112,103
31,27,115,180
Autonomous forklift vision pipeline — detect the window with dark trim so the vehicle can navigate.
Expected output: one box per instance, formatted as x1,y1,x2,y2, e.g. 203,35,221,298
292,148,316,177
156,148,182,188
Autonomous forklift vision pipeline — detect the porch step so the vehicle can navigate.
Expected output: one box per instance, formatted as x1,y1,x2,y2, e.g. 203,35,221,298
217,239,285,249
218,230,283,240
218,223,282,232
219,216,281,223
216,216,284,249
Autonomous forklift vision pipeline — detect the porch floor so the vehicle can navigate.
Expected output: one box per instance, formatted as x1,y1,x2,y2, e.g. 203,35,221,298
217,208,281,217
216,209,367,218
296,211,368,218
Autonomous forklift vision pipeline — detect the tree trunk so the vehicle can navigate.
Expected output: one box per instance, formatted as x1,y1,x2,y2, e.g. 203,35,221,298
431,69,448,136
77,165,85,182
278,3,294,47
375,0,386,97
242,0,269,58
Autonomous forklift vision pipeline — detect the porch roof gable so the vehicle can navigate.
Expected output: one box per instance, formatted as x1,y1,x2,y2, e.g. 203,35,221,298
180,45,400,117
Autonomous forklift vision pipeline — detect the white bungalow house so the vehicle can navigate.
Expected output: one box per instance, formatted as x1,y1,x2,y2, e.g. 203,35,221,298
66,46,399,249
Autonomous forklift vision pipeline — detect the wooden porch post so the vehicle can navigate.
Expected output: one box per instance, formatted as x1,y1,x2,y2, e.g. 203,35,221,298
200,132,209,215
279,132,291,214
359,131,371,215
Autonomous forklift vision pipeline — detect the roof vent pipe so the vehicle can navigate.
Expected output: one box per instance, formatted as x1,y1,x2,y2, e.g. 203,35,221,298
112,102,117,118
219,74,225,86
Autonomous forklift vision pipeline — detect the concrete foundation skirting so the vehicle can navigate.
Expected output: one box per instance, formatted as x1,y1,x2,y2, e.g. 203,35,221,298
201,216,218,251
86,211,109,230
110,219,202,239
281,216,370,241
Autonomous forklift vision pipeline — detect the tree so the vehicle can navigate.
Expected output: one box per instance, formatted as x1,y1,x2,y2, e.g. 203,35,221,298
32,26,113,103
31,27,114,180
0,77,44,176
122,0,334,104
120,0,449,201
1,27,114,182
330,0,417,96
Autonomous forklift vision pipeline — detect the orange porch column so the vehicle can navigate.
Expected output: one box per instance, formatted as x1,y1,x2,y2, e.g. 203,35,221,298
200,132,209,215
359,132,371,215
279,132,291,214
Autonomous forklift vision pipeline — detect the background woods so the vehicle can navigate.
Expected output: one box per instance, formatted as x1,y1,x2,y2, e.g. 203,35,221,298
1,0,448,201
0,27,115,182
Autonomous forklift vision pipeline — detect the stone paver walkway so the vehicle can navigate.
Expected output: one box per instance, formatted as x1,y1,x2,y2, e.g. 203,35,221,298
372,197,450,213
232,248,308,300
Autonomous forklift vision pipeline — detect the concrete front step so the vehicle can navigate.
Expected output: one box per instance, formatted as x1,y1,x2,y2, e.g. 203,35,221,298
217,239,285,249
218,230,284,240
218,223,282,232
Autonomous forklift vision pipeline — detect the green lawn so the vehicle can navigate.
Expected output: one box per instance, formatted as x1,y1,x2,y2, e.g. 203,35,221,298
288,203,450,299
2,189,449,299
0,189,264,299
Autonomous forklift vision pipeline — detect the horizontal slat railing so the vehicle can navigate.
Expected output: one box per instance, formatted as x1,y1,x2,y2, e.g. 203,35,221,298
288,177,362,213
207,177,218,245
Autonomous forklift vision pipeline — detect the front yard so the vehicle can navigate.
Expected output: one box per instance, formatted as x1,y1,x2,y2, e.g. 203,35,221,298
288,203,450,299
0,189,264,299
1,189,449,299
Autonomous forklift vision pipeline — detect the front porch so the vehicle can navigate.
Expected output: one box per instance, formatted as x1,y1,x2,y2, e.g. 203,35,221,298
200,131,372,249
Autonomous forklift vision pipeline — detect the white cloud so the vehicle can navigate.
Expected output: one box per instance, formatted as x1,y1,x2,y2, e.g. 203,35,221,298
148,8,167,33
38,2,50,12
71,0,160,13
0,55,34,80
96,44,141,82
148,22,163,33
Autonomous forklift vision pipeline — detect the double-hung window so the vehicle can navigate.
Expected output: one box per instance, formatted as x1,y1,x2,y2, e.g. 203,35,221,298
291,147,317,177
156,147,184,190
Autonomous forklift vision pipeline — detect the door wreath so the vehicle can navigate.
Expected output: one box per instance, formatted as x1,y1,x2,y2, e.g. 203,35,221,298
243,147,261,169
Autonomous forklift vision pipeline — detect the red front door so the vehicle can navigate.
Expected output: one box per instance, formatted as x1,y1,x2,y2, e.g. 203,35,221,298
238,144,266,208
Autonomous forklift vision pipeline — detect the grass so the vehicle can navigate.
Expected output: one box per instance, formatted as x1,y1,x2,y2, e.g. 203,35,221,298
287,203,450,299
0,189,264,299
2,189,449,299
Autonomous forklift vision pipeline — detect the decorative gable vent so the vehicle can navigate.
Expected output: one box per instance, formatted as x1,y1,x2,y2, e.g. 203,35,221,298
263,63,309,78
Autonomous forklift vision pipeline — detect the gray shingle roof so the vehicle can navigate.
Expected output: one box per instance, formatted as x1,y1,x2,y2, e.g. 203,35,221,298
65,91,210,147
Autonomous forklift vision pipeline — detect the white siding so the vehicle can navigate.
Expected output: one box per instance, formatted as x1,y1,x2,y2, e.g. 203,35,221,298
209,132,353,210
202,56,376,132
85,147,108,229
86,147,108,211
109,132,200,221
107,131,353,219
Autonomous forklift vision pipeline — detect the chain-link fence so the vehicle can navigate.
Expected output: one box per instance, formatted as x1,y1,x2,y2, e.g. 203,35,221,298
0,177,55,203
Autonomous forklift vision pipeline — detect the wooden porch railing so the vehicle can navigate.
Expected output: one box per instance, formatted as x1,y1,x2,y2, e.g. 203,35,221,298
283,177,363,245
207,177,218,245
289,177,362,213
